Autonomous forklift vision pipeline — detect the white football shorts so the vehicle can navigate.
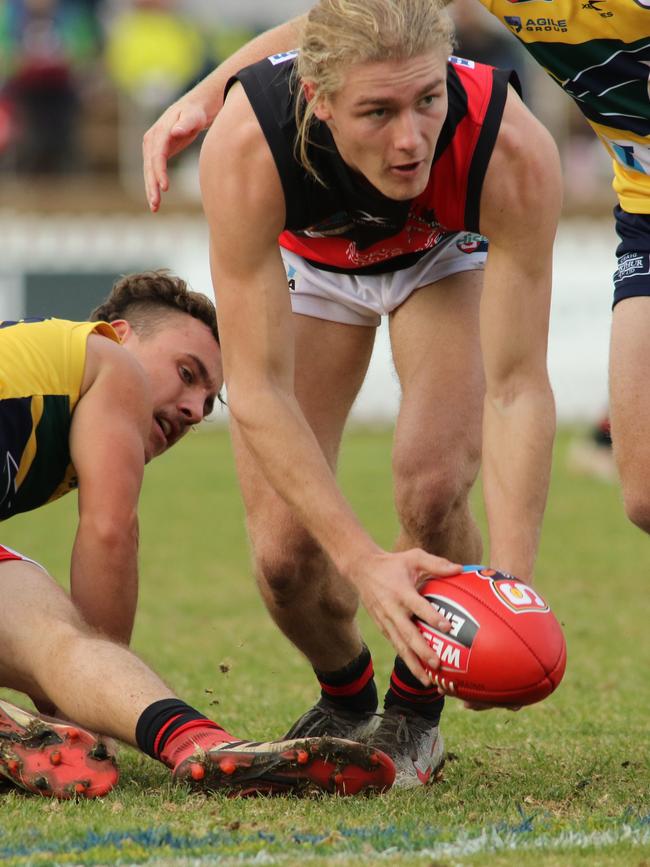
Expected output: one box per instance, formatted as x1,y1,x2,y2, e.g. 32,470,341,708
281,232,487,327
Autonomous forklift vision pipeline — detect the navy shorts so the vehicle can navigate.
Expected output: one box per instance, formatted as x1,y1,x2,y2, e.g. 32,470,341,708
612,205,650,308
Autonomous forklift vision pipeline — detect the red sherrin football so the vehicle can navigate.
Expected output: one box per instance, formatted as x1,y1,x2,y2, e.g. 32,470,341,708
416,567,566,706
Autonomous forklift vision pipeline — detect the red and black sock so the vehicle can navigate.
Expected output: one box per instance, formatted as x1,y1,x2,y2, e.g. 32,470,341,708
384,657,444,723
135,698,234,767
315,644,378,714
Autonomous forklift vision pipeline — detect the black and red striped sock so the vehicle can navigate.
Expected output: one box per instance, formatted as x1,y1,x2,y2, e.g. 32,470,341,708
135,698,235,768
384,657,444,723
315,644,378,714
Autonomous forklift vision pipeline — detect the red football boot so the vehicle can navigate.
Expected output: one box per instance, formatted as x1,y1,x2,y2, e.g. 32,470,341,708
168,730,395,796
0,699,118,798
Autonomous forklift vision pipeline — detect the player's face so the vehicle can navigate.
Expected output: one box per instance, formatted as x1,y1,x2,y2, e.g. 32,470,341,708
122,314,222,461
312,51,448,201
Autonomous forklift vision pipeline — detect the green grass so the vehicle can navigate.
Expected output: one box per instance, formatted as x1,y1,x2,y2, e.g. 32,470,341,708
1,426,649,866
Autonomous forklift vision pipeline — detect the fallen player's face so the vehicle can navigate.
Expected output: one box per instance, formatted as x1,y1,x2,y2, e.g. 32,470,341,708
315,50,448,201
135,314,223,461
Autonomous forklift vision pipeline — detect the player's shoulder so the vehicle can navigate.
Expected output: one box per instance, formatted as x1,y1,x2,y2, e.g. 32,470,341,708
83,332,148,398
486,86,561,210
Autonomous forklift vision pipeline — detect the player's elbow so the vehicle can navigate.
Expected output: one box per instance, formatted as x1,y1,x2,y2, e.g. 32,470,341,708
77,511,139,554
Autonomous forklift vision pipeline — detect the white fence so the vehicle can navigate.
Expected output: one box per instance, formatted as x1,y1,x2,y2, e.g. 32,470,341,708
0,213,616,422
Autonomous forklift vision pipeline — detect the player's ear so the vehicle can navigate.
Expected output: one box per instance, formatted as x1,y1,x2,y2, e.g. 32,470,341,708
107,319,132,343
303,80,332,122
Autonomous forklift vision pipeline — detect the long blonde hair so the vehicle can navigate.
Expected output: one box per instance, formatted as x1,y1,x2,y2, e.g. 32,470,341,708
293,0,455,183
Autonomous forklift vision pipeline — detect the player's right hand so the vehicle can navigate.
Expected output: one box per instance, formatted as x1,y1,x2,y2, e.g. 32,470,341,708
143,103,211,212
351,548,460,686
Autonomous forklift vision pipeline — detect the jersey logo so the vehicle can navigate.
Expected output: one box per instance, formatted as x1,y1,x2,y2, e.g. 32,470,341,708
631,0,650,8
449,56,475,69
268,49,298,66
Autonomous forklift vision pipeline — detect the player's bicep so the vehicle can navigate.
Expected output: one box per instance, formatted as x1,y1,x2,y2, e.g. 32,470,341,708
70,351,149,525
481,85,562,259
478,87,561,381
199,89,293,395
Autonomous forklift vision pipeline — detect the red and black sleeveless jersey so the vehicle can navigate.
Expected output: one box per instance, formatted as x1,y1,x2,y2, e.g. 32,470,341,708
230,54,518,275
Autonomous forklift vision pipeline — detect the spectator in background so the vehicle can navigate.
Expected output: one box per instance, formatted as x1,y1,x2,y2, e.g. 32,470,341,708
104,0,208,112
104,0,243,190
0,0,100,173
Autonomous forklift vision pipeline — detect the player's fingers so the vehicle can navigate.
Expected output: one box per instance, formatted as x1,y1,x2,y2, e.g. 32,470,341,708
143,140,165,211
402,614,444,679
411,592,452,633
412,550,461,578
385,620,432,686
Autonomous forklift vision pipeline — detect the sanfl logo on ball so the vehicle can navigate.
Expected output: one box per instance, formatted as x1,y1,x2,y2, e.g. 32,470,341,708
476,568,550,614
493,579,550,614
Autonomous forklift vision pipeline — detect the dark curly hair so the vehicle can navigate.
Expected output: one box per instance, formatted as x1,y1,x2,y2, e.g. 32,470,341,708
90,270,219,344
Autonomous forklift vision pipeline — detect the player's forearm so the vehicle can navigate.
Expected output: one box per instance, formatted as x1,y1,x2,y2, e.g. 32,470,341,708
189,17,304,122
481,382,555,581
229,384,382,578
70,521,139,644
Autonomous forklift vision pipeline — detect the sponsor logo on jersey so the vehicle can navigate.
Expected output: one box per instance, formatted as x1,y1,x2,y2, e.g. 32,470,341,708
505,15,568,30
505,15,523,30
632,0,650,8
456,233,489,254
476,568,551,615
268,49,299,66
417,595,479,673
582,0,614,16
450,56,475,69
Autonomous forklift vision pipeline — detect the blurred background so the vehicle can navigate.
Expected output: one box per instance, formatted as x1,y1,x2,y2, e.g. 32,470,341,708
0,0,617,422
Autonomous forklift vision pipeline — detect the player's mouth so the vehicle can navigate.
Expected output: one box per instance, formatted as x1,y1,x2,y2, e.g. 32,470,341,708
390,160,424,177
154,415,176,450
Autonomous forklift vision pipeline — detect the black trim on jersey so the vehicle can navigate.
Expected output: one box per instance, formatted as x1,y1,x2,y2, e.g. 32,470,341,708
227,64,304,225
464,69,520,233
432,63,468,165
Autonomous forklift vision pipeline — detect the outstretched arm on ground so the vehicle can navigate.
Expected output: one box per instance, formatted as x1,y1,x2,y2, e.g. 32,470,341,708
68,335,150,644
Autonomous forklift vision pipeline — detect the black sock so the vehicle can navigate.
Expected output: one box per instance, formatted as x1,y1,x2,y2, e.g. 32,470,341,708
384,657,445,723
135,698,224,761
315,644,378,714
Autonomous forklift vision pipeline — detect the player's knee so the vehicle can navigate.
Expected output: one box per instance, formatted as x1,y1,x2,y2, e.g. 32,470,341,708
395,464,473,543
255,534,327,608
621,484,650,535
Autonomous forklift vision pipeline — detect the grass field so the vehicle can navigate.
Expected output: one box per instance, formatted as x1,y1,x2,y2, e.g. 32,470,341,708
1,425,649,866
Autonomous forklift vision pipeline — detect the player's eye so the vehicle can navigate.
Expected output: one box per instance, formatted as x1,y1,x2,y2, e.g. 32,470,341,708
180,365,193,384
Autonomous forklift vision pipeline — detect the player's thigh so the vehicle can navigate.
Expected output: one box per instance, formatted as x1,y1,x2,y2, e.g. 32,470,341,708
389,269,484,496
0,559,84,692
232,312,376,549
610,296,650,509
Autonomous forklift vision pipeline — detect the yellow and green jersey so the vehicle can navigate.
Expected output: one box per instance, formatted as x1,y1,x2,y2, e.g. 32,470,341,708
480,0,650,212
0,318,119,519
